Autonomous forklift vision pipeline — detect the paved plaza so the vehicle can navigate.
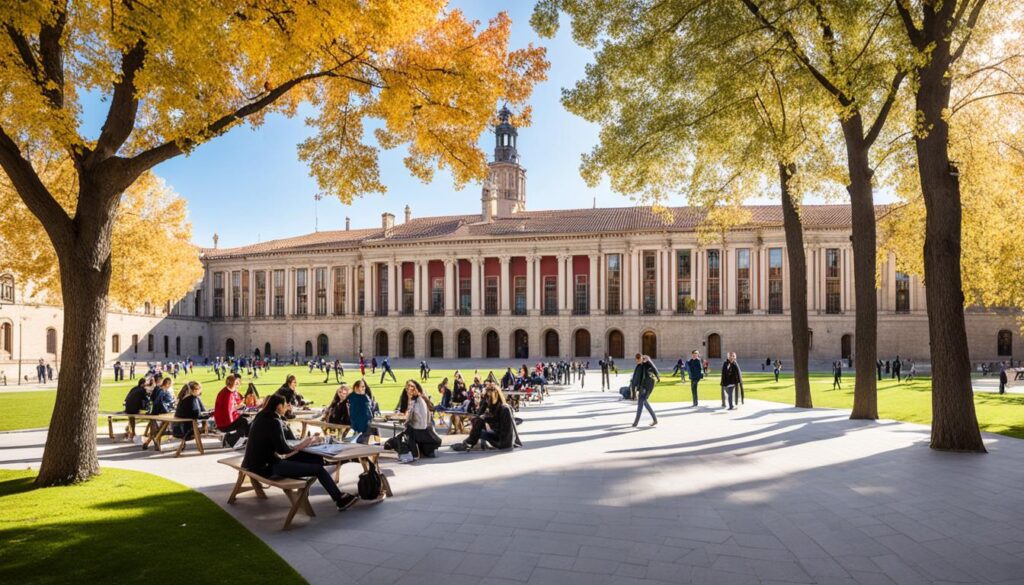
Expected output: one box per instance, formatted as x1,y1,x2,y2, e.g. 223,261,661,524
2,372,1024,585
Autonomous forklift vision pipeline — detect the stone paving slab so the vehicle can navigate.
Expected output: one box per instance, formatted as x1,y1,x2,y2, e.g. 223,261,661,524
2,374,1023,585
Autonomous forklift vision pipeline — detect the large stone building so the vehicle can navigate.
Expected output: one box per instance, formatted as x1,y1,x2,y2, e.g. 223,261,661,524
0,109,1017,380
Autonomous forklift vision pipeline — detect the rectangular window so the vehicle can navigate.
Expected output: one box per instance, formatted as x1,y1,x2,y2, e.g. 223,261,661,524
376,264,388,316
676,250,692,314
254,271,266,317
642,251,657,315
895,272,911,313
295,268,308,315
430,277,444,315
458,277,471,316
241,270,249,317
513,276,527,315
574,274,589,315
231,270,241,317
147,334,154,352
333,267,347,316
484,276,498,315
273,269,285,316
315,268,327,316
194,290,202,317
825,248,841,314
402,277,414,315
133,334,139,354
356,266,365,315
706,250,721,315
543,275,558,315
606,254,622,315
213,272,225,318
736,248,751,314
768,248,784,314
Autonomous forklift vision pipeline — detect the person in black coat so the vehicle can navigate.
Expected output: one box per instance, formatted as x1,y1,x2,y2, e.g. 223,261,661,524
631,354,660,427
452,384,520,451
243,394,356,510
999,363,1008,395
171,381,207,439
720,352,743,410
876,359,883,381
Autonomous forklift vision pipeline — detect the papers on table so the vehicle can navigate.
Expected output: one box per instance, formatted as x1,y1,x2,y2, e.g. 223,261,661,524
285,438,361,457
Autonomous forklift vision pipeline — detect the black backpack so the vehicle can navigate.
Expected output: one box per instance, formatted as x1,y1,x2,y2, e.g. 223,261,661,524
357,461,384,500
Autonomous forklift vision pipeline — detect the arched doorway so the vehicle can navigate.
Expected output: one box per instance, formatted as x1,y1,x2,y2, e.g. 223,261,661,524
641,330,657,358
401,330,415,358
998,329,1013,356
429,330,444,358
485,330,499,358
707,333,721,359
264,342,271,358
544,330,559,357
841,334,852,360
513,329,529,359
457,329,471,358
304,340,313,357
574,329,591,357
225,338,235,357
317,334,329,357
375,331,388,357
607,329,624,359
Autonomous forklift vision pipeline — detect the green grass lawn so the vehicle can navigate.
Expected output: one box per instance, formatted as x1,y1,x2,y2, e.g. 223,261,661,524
0,467,304,585
650,372,1024,439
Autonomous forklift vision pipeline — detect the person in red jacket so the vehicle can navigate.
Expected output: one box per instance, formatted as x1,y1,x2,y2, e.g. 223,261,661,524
215,374,249,447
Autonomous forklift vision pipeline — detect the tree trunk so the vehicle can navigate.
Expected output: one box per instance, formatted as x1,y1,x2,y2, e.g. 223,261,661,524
916,53,986,453
841,115,879,419
35,186,117,486
779,162,811,408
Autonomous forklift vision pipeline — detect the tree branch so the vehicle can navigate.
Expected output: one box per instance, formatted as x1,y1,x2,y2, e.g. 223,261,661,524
88,40,147,167
864,70,907,147
0,125,72,241
37,1,68,110
951,0,989,63
894,0,925,49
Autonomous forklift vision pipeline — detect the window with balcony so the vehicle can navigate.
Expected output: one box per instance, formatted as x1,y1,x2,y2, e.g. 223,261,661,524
213,272,224,318
241,270,249,316
458,277,471,316
768,248,783,314
402,277,414,315
676,250,692,314
356,266,365,315
295,269,308,315
231,271,241,317
574,274,589,315
737,248,751,314
376,264,388,316
642,251,657,315
895,271,910,313
484,276,498,315
513,276,527,315
315,267,327,316
430,277,444,315
706,250,721,315
254,271,266,317
543,275,558,315
273,269,285,316
606,254,622,315
333,267,347,316
825,248,841,314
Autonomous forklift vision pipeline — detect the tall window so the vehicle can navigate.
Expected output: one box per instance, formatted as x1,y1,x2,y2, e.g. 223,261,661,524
175,336,181,356
484,276,498,315
231,271,241,317
574,274,589,315
333,267,347,316
315,268,327,315
254,271,266,317
513,276,527,315
642,251,657,315
706,250,721,315
197,335,203,356
213,272,225,317
272,269,285,316
606,254,622,315
163,335,169,358
998,330,1013,356
895,272,910,313
825,248,841,314
376,264,388,316
736,248,751,314
356,266,365,314
194,289,202,317
676,250,692,314
543,275,558,315
458,276,471,316
132,334,139,354
295,268,308,315
241,270,249,316
46,328,57,354
112,334,120,353
430,277,444,315
147,334,154,352
768,248,783,314
402,275,414,315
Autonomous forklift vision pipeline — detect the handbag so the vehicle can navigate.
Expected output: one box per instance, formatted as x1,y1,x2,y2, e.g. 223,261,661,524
357,461,385,500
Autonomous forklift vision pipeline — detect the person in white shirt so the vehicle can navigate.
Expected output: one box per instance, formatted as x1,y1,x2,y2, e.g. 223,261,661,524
398,380,442,462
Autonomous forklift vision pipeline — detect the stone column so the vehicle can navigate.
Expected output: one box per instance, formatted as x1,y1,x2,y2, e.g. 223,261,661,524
588,254,599,315
668,247,677,315
499,255,511,315
526,255,537,315
361,260,371,315
471,256,481,316
412,260,421,314
444,258,455,316
307,266,314,316
557,253,568,314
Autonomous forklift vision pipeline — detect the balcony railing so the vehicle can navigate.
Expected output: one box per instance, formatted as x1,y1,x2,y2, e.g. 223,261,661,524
457,307,471,316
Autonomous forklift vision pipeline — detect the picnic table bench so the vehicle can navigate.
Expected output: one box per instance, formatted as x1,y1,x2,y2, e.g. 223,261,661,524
299,418,351,440
434,409,474,434
103,412,206,457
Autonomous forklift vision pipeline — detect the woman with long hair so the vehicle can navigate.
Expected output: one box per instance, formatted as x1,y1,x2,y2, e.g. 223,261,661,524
398,380,442,463
452,383,519,452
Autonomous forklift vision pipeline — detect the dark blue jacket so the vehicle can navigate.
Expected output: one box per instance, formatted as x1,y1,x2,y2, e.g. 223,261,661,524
149,388,175,415
348,392,373,433
685,358,704,381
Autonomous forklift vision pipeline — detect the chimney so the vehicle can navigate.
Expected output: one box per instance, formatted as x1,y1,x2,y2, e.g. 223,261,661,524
382,212,395,237
345,217,350,231
212,233,219,249
404,205,412,223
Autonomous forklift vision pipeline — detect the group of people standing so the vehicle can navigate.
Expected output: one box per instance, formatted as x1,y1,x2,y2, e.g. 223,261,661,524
625,350,747,428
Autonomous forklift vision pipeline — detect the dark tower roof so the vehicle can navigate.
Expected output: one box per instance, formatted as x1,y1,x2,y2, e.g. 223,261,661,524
494,105,519,163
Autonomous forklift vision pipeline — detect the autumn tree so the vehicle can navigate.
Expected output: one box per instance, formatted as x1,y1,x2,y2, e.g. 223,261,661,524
0,0,547,485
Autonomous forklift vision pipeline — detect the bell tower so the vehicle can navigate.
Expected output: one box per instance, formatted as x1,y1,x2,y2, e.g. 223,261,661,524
482,106,526,219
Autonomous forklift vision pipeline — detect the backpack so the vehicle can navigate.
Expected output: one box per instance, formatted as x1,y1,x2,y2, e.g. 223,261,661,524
357,461,385,500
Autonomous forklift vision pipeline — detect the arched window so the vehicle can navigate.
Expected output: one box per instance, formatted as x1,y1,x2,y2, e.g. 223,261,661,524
375,331,388,357
429,330,444,358
317,334,329,357
841,334,853,360
304,340,313,357
264,342,271,358
513,329,529,359
45,328,57,354
707,333,721,359
485,330,499,358
111,334,120,354
544,330,559,357
144,301,151,315
457,329,471,358
641,330,657,359
401,330,415,358
0,322,13,355
225,338,235,357
998,330,1013,357
574,329,591,357
606,329,624,359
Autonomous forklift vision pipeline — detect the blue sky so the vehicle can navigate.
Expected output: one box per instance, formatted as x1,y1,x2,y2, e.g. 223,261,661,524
77,2,792,248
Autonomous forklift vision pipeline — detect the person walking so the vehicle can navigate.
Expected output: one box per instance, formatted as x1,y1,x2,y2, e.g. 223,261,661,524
720,352,743,410
893,355,903,382
630,354,660,427
773,359,782,383
832,360,842,390
876,359,883,381
579,365,586,387
419,360,430,381
359,352,366,377
685,350,703,407
379,356,397,383
599,358,611,391
671,357,684,378
999,362,1008,395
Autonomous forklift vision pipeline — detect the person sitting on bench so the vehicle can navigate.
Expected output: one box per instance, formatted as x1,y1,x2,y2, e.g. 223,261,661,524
171,381,207,440
122,377,152,440
397,380,442,463
451,383,520,452
242,394,357,511
214,374,250,448
141,377,176,450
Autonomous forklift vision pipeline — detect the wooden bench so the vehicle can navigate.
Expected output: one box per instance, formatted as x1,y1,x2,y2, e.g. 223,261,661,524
220,456,315,530
299,418,351,440
103,412,205,457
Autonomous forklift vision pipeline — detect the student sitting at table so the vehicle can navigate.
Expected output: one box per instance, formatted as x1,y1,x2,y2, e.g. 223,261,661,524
397,380,443,463
141,377,176,450
275,374,306,408
171,381,207,440
122,377,153,441
452,374,469,404
323,384,352,440
243,382,262,408
242,393,357,511
452,384,521,452
437,378,453,410
348,379,375,443
500,367,516,389
214,374,250,448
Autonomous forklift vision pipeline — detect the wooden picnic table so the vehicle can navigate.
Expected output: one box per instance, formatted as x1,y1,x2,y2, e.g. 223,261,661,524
315,442,394,494
434,410,474,434
103,412,205,457
299,418,351,439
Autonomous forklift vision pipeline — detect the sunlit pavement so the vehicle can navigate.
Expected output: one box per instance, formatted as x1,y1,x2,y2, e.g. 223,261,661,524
3,372,1024,585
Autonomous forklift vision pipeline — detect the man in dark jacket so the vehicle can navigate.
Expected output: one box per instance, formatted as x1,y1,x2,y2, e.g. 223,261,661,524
999,363,1008,395
685,350,704,407
631,354,660,427
720,352,742,410
599,359,610,391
